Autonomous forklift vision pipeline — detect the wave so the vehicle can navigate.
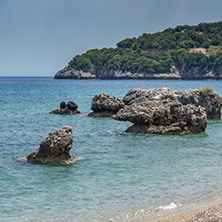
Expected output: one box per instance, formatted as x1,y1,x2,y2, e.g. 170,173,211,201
76,156,85,161
15,157,28,164
158,202,181,210
93,202,182,222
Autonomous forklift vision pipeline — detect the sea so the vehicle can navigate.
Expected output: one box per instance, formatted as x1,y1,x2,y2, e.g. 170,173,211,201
0,77,222,222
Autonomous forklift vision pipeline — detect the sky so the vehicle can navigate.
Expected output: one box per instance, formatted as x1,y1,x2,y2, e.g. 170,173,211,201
0,0,222,76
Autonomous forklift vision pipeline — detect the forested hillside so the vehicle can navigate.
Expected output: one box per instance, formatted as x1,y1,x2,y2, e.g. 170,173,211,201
55,21,222,79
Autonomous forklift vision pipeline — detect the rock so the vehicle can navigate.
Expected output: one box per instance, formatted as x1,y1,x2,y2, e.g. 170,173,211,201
115,100,208,135
179,90,222,119
49,101,81,115
54,67,184,80
123,87,222,119
123,87,177,105
26,126,77,164
88,92,124,117
115,87,221,134
54,66,222,80
123,87,175,105
60,101,66,109
54,66,96,79
67,101,78,111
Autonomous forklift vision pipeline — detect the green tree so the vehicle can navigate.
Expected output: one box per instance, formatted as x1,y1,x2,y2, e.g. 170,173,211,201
117,38,134,49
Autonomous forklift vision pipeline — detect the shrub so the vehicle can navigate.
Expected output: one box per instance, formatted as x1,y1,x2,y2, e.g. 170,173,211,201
200,87,215,93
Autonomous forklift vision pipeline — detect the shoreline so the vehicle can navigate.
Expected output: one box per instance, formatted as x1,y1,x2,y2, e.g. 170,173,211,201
100,192,222,222
2,196,222,222
148,202,222,222
54,77,222,80
121,193,222,222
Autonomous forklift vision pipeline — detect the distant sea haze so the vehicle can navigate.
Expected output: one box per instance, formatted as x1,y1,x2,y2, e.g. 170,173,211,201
1,76,222,222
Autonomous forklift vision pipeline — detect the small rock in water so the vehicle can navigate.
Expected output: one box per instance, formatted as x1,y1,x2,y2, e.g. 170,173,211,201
26,126,77,164
49,101,81,115
67,101,78,111
60,101,66,109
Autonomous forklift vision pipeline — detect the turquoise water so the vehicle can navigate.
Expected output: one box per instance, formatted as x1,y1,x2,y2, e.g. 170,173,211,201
0,77,222,222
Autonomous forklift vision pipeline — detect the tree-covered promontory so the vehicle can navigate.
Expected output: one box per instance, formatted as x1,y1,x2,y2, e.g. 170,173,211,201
55,21,222,79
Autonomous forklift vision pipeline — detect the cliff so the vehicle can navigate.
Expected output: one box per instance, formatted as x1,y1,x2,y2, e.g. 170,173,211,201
55,66,222,80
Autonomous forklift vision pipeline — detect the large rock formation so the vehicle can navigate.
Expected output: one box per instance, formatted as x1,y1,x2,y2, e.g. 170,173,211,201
49,101,81,115
114,87,222,134
123,87,222,119
115,100,208,135
26,126,77,164
88,92,124,117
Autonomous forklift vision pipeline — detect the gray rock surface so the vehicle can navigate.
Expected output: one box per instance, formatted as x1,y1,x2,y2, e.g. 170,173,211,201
115,100,208,135
123,87,222,119
114,87,222,134
54,67,222,80
179,90,222,119
54,66,96,79
49,101,81,115
26,126,77,164
88,92,124,117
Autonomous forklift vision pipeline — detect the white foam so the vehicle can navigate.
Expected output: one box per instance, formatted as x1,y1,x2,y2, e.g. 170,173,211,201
76,157,85,161
16,157,27,163
158,202,181,211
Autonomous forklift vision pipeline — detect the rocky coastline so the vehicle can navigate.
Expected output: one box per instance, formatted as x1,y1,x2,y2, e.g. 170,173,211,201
54,66,222,80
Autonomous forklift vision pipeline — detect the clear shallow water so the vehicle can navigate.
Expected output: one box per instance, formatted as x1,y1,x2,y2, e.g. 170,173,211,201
0,77,222,222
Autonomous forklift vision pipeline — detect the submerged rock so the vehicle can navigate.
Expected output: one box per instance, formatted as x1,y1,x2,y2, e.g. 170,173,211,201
115,100,207,135
123,87,222,119
49,101,81,115
88,92,124,117
26,126,77,164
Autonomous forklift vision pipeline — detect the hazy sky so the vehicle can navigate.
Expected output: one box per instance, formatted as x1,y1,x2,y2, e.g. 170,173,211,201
0,0,222,76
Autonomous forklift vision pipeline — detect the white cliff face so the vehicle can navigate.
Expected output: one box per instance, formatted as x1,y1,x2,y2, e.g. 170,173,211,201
54,66,222,80
54,66,96,79
54,66,182,79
